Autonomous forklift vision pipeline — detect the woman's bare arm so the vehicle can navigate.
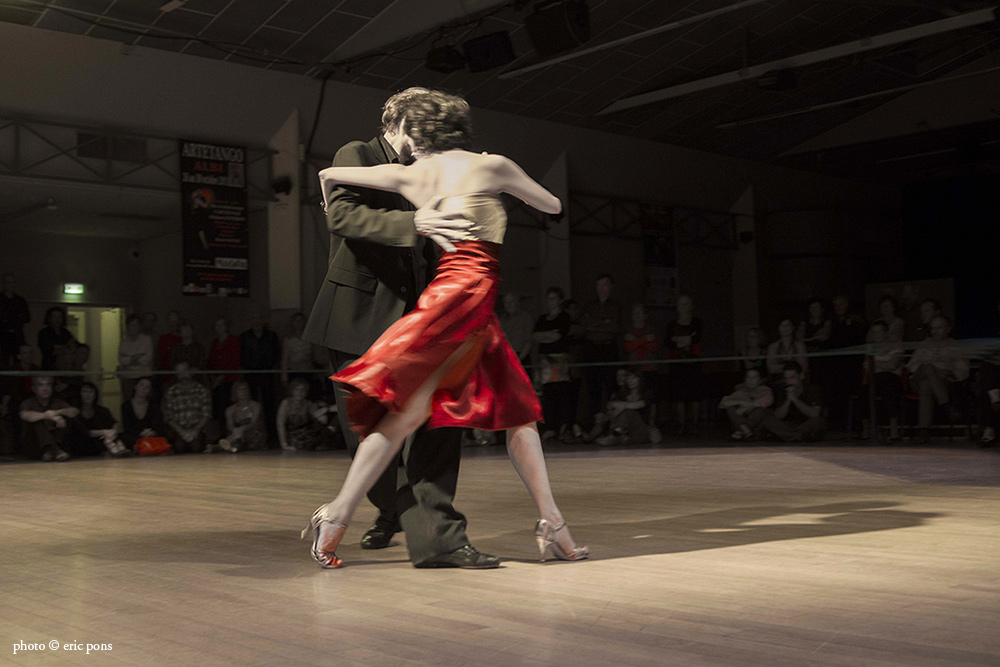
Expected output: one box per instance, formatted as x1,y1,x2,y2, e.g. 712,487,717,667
489,156,561,214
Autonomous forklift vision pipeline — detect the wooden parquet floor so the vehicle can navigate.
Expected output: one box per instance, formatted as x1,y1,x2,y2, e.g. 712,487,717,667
2,444,999,666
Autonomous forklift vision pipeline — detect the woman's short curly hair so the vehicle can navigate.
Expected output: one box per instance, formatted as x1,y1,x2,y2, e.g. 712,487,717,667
382,88,473,154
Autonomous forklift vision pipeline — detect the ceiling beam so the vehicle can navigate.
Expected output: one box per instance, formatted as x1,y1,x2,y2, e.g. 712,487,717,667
498,0,770,80
597,7,997,115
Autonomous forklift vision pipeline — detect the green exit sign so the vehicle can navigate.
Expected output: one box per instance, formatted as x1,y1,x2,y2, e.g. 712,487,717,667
63,283,84,295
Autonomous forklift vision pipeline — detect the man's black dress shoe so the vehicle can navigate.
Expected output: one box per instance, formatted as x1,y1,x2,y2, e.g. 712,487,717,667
360,524,398,550
414,545,501,569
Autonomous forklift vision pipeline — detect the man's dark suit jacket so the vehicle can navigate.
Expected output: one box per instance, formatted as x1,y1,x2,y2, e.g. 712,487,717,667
303,136,438,355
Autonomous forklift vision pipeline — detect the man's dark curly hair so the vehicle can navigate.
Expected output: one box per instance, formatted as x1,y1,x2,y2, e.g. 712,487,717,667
383,88,473,154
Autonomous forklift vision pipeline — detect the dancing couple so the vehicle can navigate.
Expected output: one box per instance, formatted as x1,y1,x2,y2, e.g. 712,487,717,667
301,88,587,569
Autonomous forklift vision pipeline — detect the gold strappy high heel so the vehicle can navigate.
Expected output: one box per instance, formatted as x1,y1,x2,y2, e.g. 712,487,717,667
534,519,589,563
301,504,347,569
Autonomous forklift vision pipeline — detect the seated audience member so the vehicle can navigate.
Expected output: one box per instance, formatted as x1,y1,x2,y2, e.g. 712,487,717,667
760,361,826,442
207,318,241,421
719,368,774,441
1,271,30,369
877,295,905,342
240,312,279,435
797,298,831,352
118,313,154,399
19,375,79,461
169,322,207,374
70,381,127,457
861,320,904,441
906,315,969,443
766,319,808,380
276,378,335,451
121,377,165,450
499,293,534,367
977,298,1000,446
585,368,628,443
827,294,867,429
163,362,220,454
908,298,942,342
38,306,77,371
4,344,38,453
56,342,90,403
739,326,767,375
280,312,316,387
220,379,267,453
595,369,657,446
624,302,659,381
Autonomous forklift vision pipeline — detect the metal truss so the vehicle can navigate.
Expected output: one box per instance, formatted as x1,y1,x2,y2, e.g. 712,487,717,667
0,116,276,203
673,208,739,250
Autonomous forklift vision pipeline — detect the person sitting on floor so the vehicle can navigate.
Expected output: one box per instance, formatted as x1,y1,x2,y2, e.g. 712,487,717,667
163,361,220,454
276,377,336,451
595,369,656,446
70,381,128,457
121,376,166,451
906,315,969,443
19,375,79,461
719,367,774,441
760,361,826,442
219,379,267,453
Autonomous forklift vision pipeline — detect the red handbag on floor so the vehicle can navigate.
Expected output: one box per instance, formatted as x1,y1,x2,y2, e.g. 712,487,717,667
135,437,171,456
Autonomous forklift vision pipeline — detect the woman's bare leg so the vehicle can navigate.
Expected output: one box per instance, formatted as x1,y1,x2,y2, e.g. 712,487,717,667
506,423,581,554
317,341,477,550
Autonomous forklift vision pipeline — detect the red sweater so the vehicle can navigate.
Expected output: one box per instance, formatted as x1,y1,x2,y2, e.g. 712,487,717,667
207,335,241,382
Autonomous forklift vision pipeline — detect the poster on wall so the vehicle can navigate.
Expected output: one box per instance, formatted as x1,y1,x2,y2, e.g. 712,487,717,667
179,140,249,297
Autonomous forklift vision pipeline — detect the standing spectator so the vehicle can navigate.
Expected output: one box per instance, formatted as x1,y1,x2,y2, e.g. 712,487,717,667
37,306,76,371
860,320,904,442
280,312,316,387
908,298,943,342
760,361,826,442
206,318,241,421
156,310,183,383
163,361,220,454
121,377,165,450
533,287,575,441
241,312,280,437
878,295,905,342
19,375,79,461
581,274,622,425
719,367,774,441
976,298,1000,446
907,315,969,443
797,298,831,352
276,378,335,451
169,322,206,374
624,302,659,376
141,311,158,339
56,342,90,403
499,293,533,367
0,272,30,368
70,382,127,457
666,294,704,435
118,314,154,400
739,326,767,375
766,319,809,379
220,379,266,453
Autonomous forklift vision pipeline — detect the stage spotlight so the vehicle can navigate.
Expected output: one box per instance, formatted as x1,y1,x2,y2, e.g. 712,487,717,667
462,31,516,72
426,45,467,73
524,0,590,57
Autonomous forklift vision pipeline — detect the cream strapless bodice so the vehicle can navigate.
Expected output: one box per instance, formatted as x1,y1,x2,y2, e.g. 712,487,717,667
435,193,507,244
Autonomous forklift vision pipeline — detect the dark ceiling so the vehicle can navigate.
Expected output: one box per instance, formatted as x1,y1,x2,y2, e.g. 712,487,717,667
3,0,1000,184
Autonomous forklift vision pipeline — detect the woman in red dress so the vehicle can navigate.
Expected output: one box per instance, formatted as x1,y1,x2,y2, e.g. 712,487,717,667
302,91,587,568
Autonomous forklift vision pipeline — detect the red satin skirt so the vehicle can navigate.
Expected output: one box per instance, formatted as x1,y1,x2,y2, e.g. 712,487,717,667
332,240,542,439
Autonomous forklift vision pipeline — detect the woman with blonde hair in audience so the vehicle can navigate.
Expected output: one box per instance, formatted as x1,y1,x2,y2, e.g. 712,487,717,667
220,379,266,453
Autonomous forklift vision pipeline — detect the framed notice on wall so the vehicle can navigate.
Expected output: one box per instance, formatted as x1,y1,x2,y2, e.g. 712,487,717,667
179,140,249,297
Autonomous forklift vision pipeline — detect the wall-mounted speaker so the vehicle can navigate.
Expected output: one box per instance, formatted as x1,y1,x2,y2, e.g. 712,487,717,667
524,0,590,57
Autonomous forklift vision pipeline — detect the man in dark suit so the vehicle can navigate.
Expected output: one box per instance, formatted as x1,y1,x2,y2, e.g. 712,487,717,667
304,87,498,569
